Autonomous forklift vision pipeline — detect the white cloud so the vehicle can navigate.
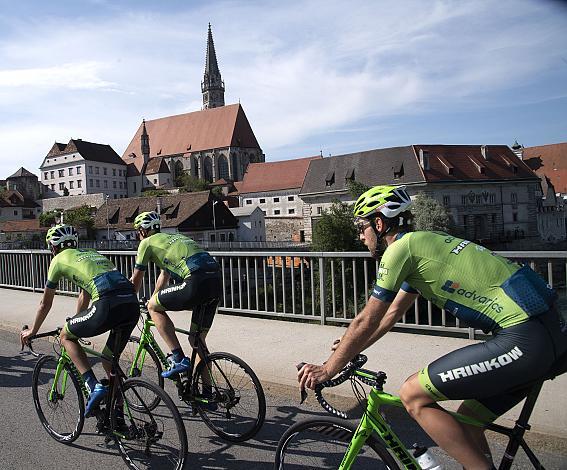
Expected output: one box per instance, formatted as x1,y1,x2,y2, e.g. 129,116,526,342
0,0,566,176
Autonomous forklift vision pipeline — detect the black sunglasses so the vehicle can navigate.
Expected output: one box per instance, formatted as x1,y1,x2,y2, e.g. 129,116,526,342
355,219,372,235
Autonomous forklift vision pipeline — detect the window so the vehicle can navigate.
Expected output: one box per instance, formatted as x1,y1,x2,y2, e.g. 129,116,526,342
96,180,100,188
119,181,122,189
220,233,226,242
461,195,467,205
77,180,82,188
133,182,137,192
153,179,157,184
288,208,295,214
50,170,55,179
95,167,100,175
259,198,266,204
512,212,518,222
104,180,108,188
210,234,216,242
68,168,73,176
113,194,117,199
44,172,48,180
443,195,450,206
273,197,280,203
288,196,294,201
88,166,93,174
317,206,322,215
59,182,65,190
113,168,116,177
246,199,252,205
103,168,107,176
58,169,64,177
274,209,280,215
113,181,117,189
511,193,518,204
76,166,81,174
89,179,93,187
14,210,18,216
50,184,55,190
69,181,74,189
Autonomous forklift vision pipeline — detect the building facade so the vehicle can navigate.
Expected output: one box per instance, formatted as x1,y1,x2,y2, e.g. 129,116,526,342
40,139,127,199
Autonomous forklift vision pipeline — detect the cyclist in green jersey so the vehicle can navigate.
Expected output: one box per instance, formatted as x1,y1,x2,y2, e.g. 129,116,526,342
20,225,139,417
298,185,566,470
130,211,222,378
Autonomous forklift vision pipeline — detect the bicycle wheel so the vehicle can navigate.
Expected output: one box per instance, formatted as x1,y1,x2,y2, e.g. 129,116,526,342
193,351,266,442
274,417,400,469
125,337,164,411
32,354,85,443
114,378,188,470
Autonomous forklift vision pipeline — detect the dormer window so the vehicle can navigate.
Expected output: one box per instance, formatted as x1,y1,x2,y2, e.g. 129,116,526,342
393,163,404,179
325,171,335,187
345,168,355,182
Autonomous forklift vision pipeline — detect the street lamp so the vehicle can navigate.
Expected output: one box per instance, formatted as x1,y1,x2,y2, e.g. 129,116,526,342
212,200,219,239
105,194,110,244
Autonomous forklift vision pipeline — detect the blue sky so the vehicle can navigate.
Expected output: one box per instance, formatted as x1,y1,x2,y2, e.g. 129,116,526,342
0,0,566,178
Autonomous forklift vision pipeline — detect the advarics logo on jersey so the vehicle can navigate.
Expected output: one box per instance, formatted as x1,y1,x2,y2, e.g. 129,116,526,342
441,279,504,313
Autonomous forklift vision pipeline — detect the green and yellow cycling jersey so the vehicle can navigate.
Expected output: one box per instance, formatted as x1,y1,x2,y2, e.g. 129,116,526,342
373,231,556,332
135,232,209,282
46,248,132,301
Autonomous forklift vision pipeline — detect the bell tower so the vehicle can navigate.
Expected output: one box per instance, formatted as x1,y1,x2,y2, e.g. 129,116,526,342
201,23,225,109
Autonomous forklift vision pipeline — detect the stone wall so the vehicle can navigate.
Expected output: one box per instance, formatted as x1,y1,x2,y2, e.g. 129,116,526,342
40,193,106,212
265,217,304,242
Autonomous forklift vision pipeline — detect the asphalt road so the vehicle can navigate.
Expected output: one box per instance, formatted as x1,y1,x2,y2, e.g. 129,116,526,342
1,328,565,469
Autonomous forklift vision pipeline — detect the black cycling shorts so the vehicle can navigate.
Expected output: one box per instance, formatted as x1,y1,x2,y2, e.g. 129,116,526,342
155,268,222,332
419,306,567,421
65,289,140,357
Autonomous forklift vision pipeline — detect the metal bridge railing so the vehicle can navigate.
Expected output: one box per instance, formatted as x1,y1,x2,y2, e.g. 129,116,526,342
1,249,565,339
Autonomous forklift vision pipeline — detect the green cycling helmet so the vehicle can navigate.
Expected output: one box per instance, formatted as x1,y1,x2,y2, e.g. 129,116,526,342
134,211,161,231
353,185,412,219
45,224,78,248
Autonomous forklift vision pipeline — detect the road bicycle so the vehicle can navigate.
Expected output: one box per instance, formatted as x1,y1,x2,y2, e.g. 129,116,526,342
22,325,188,470
125,301,266,442
274,353,567,469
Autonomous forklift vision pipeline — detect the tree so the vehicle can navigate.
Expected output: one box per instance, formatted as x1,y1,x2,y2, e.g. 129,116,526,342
346,180,370,199
64,205,95,237
177,171,209,192
140,189,170,198
311,201,364,252
39,210,58,227
410,192,454,233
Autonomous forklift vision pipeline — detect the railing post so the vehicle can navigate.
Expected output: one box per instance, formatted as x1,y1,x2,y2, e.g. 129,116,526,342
468,327,476,340
30,252,36,293
319,256,327,325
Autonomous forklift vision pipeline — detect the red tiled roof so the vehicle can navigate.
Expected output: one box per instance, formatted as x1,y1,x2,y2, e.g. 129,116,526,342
0,219,45,233
122,104,261,171
413,145,537,182
238,155,322,194
523,142,567,194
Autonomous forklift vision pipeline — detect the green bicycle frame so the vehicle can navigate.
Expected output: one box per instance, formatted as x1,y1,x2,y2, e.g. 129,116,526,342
339,369,488,469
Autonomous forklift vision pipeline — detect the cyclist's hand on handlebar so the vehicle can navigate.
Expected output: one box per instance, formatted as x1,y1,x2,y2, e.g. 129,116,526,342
297,363,331,391
20,327,36,349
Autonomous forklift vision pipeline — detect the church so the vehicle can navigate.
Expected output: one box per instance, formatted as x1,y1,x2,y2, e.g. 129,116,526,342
122,24,265,196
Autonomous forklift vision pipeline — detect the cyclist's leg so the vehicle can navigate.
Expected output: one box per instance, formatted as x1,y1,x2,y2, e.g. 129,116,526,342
401,318,557,469
148,289,183,352
400,373,492,469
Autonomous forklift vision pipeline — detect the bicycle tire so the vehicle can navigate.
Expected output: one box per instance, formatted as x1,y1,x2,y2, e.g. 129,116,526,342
274,417,400,469
125,336,164,411
192,351,266,442
31,354,85,444
114,378,188,470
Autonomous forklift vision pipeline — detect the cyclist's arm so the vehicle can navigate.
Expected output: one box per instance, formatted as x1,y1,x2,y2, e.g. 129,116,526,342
153,270,170,296
76,289,90,313
26,287,56,337
361,289,419,350
130,268,145,293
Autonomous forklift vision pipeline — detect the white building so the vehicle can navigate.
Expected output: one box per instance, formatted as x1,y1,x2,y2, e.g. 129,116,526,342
40,139,128,200
230,206,266,242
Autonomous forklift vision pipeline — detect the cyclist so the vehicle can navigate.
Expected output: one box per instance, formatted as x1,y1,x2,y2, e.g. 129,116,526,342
298,185,567,470
129,211,222,379
20,224,139,417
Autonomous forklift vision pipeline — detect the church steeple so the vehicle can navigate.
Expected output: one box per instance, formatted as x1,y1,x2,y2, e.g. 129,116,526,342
201,23,225,109
141,119,150,165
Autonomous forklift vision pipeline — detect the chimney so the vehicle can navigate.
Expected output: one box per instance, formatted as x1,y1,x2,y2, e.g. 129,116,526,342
481,145,489,160
419,148,430,170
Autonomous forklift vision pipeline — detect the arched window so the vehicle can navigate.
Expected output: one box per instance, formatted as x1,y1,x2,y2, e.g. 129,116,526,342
174,161,184,185
231,153,239,180
204,156,213,182
191,157,199,177
218,155,229,180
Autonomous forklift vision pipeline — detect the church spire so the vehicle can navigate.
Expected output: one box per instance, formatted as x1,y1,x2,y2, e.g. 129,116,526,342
141,119,150,165
201,23,225,109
